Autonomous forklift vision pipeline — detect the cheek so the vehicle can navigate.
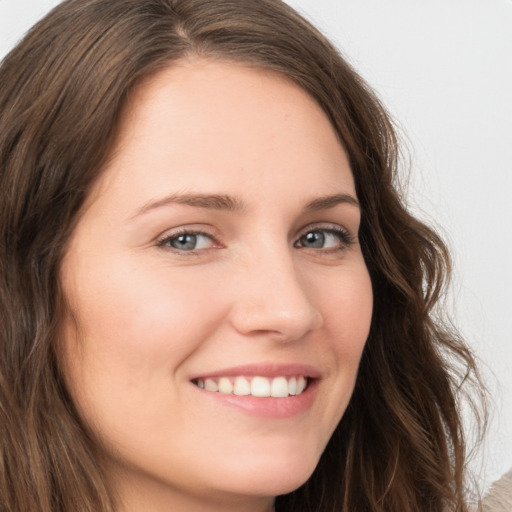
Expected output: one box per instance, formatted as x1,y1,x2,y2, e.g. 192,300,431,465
337,277,373,354
339,276,372,378
320,262,373,351
64,253,225,352
317,265,372,414
58,254,228,418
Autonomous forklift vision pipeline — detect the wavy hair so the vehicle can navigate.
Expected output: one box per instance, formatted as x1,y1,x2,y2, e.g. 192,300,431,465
0,1,484,511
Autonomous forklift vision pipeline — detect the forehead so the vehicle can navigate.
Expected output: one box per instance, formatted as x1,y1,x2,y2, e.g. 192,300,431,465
86,57,354,212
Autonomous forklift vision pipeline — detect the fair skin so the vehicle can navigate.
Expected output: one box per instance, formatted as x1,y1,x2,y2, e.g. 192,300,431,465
59,58,373,512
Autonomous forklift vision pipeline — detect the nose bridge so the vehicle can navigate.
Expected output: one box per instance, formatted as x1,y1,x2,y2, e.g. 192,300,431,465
229,240,323,340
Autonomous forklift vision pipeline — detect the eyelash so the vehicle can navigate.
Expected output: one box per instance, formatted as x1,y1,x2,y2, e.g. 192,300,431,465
156,225,355,255
294,226,355,252
156,228,219,253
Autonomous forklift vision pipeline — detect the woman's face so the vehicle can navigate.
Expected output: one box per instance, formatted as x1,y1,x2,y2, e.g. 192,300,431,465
60,59,373,512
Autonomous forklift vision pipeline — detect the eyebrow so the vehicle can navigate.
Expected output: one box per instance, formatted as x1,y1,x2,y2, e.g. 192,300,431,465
304,193,359,212
132,193,245,218
132,191,359,219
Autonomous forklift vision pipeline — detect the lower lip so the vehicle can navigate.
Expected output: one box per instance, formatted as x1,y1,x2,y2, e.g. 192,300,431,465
193,379,318,419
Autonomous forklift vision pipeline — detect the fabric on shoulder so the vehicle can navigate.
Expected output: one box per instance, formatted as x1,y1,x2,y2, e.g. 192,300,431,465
481,468,512,512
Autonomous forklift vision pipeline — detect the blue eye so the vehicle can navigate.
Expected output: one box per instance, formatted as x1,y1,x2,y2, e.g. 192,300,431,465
295,228,352,250
159,232,214,251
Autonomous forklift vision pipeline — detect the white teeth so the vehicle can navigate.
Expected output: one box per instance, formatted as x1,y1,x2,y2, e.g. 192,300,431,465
218,377,233,394
270,376,289,398
233,376,251,396
296,376,306,395
288,377,297,395
195,375,309,398
204,378,218,392
251,376,271,397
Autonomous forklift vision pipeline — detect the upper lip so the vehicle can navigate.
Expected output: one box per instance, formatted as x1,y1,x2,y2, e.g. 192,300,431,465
189,363,321,381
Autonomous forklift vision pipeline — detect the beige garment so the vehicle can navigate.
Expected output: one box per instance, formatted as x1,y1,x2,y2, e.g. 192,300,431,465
481,468,512,512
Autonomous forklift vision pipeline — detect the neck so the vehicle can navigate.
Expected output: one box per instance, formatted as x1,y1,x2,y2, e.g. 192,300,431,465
109,464,276,512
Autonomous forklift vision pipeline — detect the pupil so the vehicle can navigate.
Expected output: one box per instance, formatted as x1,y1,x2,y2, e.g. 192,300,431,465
171,234,196,250
304,231,324,248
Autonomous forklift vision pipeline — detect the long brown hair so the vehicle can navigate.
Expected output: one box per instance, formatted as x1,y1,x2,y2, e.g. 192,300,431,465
0,1,484,511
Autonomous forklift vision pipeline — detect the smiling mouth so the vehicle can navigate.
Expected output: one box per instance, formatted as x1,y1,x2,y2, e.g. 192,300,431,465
192,375,309,398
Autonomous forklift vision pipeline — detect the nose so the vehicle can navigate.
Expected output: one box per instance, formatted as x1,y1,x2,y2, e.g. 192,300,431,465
228,247,324,343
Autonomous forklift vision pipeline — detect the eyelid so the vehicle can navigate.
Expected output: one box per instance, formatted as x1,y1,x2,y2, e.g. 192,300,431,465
296,222,353,237
294,223,356,249
155,225,222,252
153,222,356,255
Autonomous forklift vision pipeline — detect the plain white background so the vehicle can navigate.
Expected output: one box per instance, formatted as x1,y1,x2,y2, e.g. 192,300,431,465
1,0,511,492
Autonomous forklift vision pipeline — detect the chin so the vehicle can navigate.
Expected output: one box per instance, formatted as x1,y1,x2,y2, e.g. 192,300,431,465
207,443,321,498
246,467,315,497
215,469,315,499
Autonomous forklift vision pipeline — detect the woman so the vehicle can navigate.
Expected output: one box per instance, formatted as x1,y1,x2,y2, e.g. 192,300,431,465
0,1,485,511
